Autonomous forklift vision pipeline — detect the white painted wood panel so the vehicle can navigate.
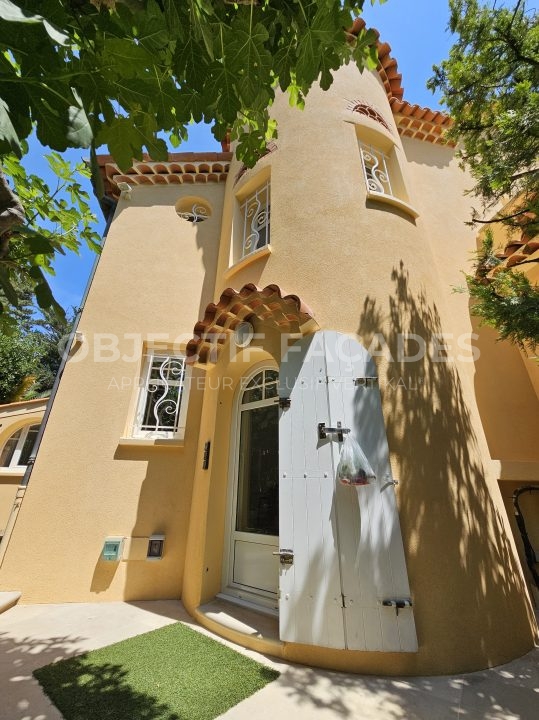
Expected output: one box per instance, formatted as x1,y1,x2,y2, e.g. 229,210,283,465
278,331,417,652
323,331,418,652
233,539,279,593
279,335,345,647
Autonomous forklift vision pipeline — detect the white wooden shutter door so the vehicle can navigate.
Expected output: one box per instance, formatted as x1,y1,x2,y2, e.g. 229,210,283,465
324,331,417,652
278,330,417,652
278,333,345,648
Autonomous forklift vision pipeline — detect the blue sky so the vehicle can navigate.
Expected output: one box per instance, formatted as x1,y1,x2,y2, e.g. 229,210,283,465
25,0,454,311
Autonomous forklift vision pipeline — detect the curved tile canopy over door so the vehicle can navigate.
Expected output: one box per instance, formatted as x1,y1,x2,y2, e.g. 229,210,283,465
278,330,417,652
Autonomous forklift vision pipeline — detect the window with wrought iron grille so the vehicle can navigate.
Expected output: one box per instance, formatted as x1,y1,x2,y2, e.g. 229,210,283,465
0,424,40,468
359,143,394,197
357,137,418,218
133,352,187,438
239,182,270,259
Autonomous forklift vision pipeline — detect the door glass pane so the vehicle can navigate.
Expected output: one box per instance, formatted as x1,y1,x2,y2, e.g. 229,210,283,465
246,372,263,389
265,382,278,399
236,404,279,536
242,385,263,404
265,370,278,384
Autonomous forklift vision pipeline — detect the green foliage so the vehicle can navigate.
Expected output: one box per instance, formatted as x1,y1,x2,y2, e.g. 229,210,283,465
431,1,539,348
0,330,45,402
0,275,74,401
464,231,539,350
0,0,385,323
34,621,279,720
0,148,100,333
0,0,384,170
429,0,538,224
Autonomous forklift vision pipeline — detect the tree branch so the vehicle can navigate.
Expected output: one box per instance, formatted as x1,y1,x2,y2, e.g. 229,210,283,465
469,208,532,224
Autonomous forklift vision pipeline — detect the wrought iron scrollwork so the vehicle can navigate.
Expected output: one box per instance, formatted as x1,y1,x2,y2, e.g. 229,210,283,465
177,203,209,223
145,356,185,431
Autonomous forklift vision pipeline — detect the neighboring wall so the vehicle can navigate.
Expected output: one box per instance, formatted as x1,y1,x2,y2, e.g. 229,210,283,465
0,181,226,602
0,399,47,540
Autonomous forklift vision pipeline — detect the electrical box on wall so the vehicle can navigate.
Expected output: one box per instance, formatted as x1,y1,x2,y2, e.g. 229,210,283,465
102,537,124,562
147,534,165,560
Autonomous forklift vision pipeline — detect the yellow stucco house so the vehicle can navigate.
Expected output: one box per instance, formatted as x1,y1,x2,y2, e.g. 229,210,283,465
0,30,537,676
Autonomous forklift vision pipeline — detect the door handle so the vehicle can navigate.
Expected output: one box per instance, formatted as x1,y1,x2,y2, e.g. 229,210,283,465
273,549,294,565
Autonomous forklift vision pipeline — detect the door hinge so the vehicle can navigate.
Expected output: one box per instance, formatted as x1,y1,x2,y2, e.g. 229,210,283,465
382,598,412,616
354,377,379,387
341,593,347,608
277,396,291,409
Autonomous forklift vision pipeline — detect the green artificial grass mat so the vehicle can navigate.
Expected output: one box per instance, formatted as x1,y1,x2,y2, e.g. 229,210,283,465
33,621,279,720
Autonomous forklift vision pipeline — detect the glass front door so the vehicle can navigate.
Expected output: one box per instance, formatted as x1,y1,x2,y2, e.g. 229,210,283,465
228,369,279,601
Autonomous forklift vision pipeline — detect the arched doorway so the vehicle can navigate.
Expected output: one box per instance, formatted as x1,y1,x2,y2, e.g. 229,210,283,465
223,367,280,611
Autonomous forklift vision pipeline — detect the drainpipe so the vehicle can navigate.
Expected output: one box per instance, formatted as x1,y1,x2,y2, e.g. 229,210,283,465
0,197,117,568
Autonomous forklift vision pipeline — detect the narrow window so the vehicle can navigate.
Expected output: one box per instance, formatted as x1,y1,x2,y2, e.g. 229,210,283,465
133,352,186,437
239,182,270,259
356,132,418,218
359,143,394,197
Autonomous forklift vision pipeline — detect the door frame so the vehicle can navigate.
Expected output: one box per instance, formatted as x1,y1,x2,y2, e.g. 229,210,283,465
221,360,280,613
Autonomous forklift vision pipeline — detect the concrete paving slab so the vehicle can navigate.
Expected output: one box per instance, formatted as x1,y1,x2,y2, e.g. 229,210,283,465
0,600,187,720
0,600,537,720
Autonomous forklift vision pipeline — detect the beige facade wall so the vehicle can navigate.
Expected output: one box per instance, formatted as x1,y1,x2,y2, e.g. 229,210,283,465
0,398,47,538
0,184,225,602
0,59,537,675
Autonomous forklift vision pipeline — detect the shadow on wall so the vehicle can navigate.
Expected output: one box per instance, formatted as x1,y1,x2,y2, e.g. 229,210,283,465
471,314,539,463
356,261,535,670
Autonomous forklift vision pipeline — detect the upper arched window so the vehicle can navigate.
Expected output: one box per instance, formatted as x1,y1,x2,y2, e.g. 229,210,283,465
0,424,40,468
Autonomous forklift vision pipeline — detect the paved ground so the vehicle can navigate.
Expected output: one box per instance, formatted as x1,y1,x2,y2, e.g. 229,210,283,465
0,599,537,720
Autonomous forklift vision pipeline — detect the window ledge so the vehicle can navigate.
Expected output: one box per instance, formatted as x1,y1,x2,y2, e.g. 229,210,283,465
366,190,419,219
224,245,272,280
118,437,184,448
0,467,26,477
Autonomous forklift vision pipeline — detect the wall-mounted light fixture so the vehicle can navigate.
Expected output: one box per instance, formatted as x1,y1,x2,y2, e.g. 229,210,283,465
117,182,132,201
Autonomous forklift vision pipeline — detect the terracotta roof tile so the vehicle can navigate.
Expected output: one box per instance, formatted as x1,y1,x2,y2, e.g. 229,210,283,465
96,152,233,200
186,283,319,366
349,20,453,146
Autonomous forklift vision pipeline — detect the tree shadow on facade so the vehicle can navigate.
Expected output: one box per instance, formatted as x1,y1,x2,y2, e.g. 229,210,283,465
356,261,535,671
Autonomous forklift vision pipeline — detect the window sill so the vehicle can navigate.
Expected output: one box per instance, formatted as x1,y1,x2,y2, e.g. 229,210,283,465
118,437,184,448
0,467,25,477
224,245,272,280
366,190,419,219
